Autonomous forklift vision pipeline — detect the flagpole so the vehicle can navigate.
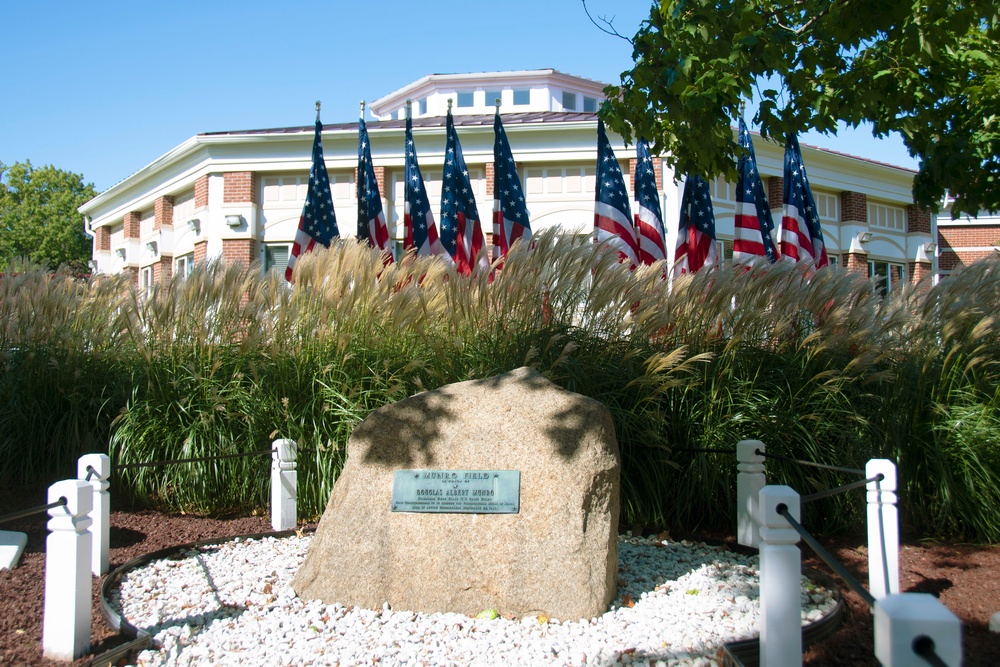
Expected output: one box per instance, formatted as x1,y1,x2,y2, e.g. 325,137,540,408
359,100,365,119
315,101,321,123
405,98,411,121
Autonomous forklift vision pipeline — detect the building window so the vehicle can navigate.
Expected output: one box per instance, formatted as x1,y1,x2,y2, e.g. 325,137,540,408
583,96,599,113
513,89,530,106
562,91,577,111
827,254,839,267
814,191,839,222
709,176,735,204
868,202,906,231
264,243,290,275
175,253,194,278
140,266,154,293
869,260,905,297
485,90,502,107
457,91,474,108
418,98,427,115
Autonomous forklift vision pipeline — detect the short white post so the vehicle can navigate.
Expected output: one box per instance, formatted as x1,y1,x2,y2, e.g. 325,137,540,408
737,439,766,548
866,458,899,600
874,593,962,666
78,453,111,576
271,439,297,531
42,479,93,661
759,485,802,667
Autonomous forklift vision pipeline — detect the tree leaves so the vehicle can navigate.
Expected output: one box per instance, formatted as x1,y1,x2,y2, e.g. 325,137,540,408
0,160,96,272
602,0,1000,216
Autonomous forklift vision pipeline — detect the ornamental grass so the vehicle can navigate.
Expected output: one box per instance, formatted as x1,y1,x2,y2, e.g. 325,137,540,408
1,233,998,541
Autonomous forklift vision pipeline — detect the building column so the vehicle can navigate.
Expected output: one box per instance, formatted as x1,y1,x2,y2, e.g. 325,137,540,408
194,175,210,209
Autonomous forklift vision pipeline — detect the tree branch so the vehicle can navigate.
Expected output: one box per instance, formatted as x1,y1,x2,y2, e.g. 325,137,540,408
581,0,634,45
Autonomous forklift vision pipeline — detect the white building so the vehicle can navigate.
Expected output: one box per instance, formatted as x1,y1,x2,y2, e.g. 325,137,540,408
80,69,936,290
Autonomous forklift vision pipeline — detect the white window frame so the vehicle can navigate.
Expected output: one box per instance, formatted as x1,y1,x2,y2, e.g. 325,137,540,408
139,266,154,293
175,253,194,279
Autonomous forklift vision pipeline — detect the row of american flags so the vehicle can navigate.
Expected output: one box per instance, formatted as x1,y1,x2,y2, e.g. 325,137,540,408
286,108,828,282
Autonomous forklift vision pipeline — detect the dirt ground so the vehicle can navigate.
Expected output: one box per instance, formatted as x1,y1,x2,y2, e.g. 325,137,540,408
1,488,998,666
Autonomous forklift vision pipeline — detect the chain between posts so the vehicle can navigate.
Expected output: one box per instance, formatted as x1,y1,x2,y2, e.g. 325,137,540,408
114,448,274,471
776,503,876,608
801,474,885,504
0,497,68,526
755,449,866,476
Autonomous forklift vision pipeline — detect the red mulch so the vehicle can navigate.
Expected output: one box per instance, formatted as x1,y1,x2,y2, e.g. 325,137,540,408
1,487,998,666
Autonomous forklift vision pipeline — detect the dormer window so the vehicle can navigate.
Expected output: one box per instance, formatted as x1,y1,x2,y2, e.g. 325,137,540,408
486,89,502,106
584,96,599,113
418,98,427,115
562,91,577,111
457,91,474,108
513,89,530,106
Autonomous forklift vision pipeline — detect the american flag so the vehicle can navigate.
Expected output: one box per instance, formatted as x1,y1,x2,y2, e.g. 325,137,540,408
634,138,667,265
404,116,448,259
780,135,828,269
492,111,531,262
674,173,719,275
733,118,779,265
440,109,486,275
286,118,339,281
357,115,393,263
594,119,638,269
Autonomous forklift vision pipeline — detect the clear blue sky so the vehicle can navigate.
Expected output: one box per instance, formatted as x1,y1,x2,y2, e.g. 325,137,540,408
1,0,917,192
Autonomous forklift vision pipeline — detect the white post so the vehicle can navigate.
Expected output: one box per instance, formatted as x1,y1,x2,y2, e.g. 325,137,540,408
737,439,766,548
78,453,111,576
866,458,899,600
759,485,802,667
874,593,962,666
271,439,297,531
42,479,93,661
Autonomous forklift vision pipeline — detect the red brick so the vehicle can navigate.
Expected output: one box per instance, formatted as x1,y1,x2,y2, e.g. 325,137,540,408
841,191,867,223
123,212,141,239
223,172,256,204
154,196,174,232
194,239,208,266
95,226,110,252
194,175,210,209
906,205,931,234
485,162,495,196
768,177,784,207
221,239,256,267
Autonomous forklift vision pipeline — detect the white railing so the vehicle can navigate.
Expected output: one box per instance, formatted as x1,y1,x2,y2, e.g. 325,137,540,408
33,440,298,661
738,439,963,666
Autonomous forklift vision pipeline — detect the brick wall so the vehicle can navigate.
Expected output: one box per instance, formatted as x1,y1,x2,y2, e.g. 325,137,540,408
485,162,495,195
768,177,784,206
374,166,386,194
194,239,208,266
152,256,173,284
906,205,931,234
222,239,256,266
95,226,110,252
153,196,174,232
629,157,664,190
938,225,999,248
844,251,868,274
841,191,867,222
223,172,256,204
194,175,210,209
123,211,141,239
908,261,931,286
124,266,139,285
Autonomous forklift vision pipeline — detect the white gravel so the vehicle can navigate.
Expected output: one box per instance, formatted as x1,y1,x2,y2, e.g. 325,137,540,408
110,533,837,667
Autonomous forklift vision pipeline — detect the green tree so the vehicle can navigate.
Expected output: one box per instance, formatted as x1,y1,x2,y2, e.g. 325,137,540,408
598,0,1000,216
0,161,97,272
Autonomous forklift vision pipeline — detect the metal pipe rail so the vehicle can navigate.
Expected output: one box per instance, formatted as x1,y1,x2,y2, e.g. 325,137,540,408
673,448,737,455
0,497,67,526
114,447,274,470
755,449,865,476
776,503,876,609
801,474,885,504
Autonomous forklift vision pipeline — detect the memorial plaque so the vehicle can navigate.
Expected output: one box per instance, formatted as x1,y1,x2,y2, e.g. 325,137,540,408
391,470,520,514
